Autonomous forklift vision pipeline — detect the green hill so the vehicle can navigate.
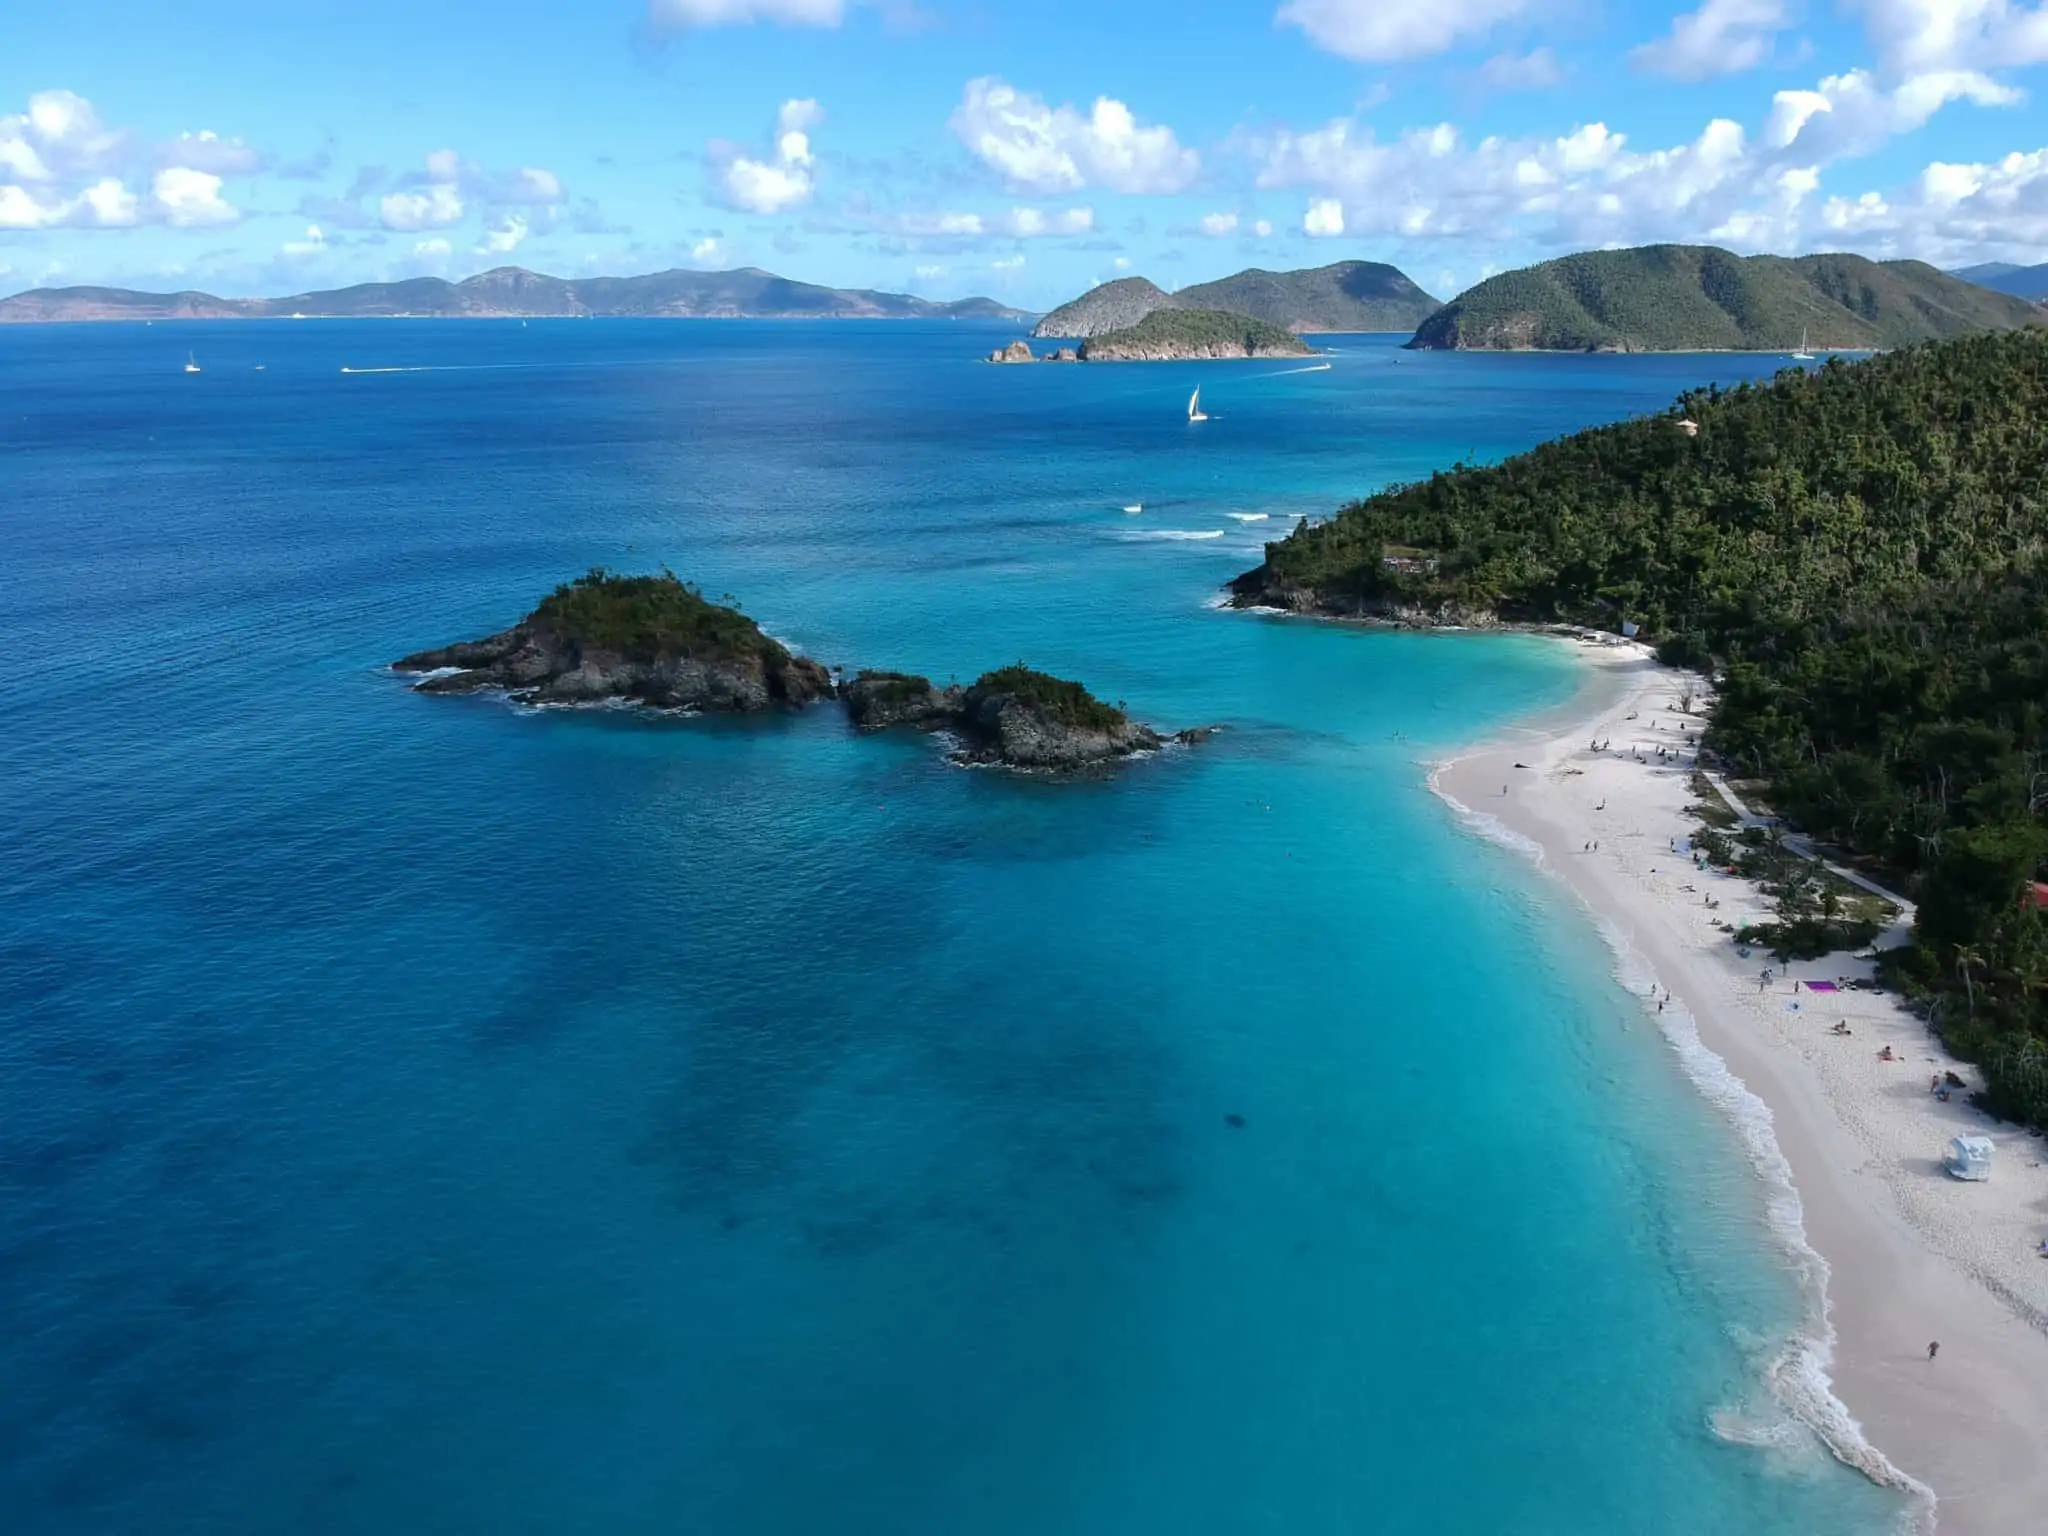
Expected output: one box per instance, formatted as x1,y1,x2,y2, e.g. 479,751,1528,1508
1232,330,2048,1124
1035,261,1438,338
1079,309,1313,360
1409,245,2040,352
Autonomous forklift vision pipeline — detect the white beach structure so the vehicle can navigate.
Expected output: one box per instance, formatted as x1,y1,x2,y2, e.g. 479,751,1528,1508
1945,1135,1993,1181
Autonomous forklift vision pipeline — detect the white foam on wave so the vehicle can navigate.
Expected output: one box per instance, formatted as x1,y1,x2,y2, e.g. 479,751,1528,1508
1428,763,1939,1535
1122,528,1225,541
1227,512,1271,523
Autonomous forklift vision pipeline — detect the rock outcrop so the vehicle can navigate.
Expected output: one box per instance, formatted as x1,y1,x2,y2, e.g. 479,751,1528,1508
1078,309,1313,362
987,339,1036,363
394,570,833,711
847,664,1211,771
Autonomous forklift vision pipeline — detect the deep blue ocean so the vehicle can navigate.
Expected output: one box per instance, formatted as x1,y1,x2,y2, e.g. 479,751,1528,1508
1,321,1902,1533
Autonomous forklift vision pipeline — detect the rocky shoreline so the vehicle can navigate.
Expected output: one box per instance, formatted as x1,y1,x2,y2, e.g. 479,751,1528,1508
396,573,1210,775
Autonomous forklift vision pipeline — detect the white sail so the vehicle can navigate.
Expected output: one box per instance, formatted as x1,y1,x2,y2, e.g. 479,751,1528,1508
1791,329,1813,361
1187,387,1207,422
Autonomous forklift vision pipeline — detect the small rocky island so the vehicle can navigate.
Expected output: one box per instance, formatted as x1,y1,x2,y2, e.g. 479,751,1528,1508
986,308,1313,364
844,665,1209,770
398,572,1207,774
393,569,833,710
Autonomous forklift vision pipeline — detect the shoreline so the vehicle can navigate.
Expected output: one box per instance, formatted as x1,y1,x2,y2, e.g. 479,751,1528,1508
1432,640,2048,1535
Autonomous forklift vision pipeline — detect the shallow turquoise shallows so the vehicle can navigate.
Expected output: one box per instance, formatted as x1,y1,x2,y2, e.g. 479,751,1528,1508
0,323,1901,1533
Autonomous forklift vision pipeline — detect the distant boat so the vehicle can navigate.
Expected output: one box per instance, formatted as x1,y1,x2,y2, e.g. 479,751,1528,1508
1122,503,1143,514
183,352,201,374
1187,387,1208,423
1791,329,1814,361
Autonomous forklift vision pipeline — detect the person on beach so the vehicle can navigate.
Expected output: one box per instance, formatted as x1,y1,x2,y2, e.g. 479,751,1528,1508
1928,1341,1940,1360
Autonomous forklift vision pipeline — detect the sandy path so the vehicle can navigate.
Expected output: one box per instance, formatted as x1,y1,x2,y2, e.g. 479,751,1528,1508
1433,640,2048,1535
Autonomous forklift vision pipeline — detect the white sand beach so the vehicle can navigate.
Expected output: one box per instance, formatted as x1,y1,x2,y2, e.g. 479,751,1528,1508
1434,641,2048,1536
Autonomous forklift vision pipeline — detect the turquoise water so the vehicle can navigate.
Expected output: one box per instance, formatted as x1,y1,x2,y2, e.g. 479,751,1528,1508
1,324,1900,1532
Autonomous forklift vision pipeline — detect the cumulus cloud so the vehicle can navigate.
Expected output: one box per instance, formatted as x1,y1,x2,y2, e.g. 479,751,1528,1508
502,166,562,203
1849,0,2048,75
1303,197,1346,235
914,262,947,278
475,214,528,255
990,253,1026,269
1200,211,1239,235
949,77,1197,194
691,235,722,261
1633,0,1794,79
1004,205,1094,235
413,237,452,258
1253,218,1275,236
282,223,327,257
380,181,463,230
1477,47,1564,90
0,89,127,183
151,166,238,226
649,0,845,28
713,98,822,214
1277,0,1530,62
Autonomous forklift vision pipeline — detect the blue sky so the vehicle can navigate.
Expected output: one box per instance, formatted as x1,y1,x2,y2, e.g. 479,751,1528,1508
6,0,2048,306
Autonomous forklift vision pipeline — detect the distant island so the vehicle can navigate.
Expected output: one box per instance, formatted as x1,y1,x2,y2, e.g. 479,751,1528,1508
0,264,1033,324
1226,328,2048,1125
397,570,1201,773
1033,261,1440,338
1407,245,2040,352
1952,260,2048,301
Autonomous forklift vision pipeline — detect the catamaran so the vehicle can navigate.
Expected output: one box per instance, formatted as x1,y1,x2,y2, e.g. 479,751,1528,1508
1187,387,1208,423
1791,329,1814,361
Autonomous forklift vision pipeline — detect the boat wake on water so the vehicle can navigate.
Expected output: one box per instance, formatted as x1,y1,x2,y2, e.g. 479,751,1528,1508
1262,361,1335,376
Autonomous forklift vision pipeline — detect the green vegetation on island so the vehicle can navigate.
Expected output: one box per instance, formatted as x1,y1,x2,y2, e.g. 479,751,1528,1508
530,569,783,661
1233,329,2048,1124
968,665,1128,731
1408,244,2040,352
1079,309,1313,361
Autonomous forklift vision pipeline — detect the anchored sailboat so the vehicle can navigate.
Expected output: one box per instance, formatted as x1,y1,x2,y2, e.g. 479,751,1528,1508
183,351,202,375
1791,329,1814,361
1187,387,1208,423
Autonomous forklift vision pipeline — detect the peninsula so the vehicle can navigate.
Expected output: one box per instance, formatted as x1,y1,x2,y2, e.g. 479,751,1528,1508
398,571,1202,772
0,264,1032,323
1406,244,2039,352
1034,260,1439,338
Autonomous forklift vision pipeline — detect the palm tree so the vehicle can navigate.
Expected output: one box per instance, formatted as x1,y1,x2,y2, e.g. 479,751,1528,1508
1955,945,1985,1017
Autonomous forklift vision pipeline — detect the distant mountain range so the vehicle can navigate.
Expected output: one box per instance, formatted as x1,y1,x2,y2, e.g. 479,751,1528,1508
1033,261,1440,338
0,265,1032,323
1410,245,2041,351
1950,261,2048,301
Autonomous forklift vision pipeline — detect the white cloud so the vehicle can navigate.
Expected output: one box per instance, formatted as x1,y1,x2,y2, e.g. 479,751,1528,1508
283,223,326,257
691,235,722,261
949,77,1197,194
1,90,126,183
1200,211,1239,235
1765,68,2017,162
715,98,822,214
1303,197,1346,236
159,129,262,175
1633,0,1792,79
380,181,464,230
476,214,528,255
1113,256,1131,268
1849,0,2048,75
1253,218,1275,236
1477,47,1564,89
990,253,1026,269
150,166,237,226
914,262,947,278
413,237,452,257
1277,0,1530,62
649,0,845,28
1004,205,1094,235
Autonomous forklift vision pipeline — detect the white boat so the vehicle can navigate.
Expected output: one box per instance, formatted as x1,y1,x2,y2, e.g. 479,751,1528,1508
1187,387,1208,423
1791,329,1814,361
183,352,201,374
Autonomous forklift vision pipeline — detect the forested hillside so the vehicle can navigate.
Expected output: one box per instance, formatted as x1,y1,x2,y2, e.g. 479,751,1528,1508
1233,331,2048,1122
1409,244,2040,351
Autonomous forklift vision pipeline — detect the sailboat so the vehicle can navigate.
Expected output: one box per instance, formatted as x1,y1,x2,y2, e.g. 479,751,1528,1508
1791,329,1814,361
183,351,202,374
1187,387,1208,423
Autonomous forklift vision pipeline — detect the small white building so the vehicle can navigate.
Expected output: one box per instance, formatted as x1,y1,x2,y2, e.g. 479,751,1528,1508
1945,1135,1993,1182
